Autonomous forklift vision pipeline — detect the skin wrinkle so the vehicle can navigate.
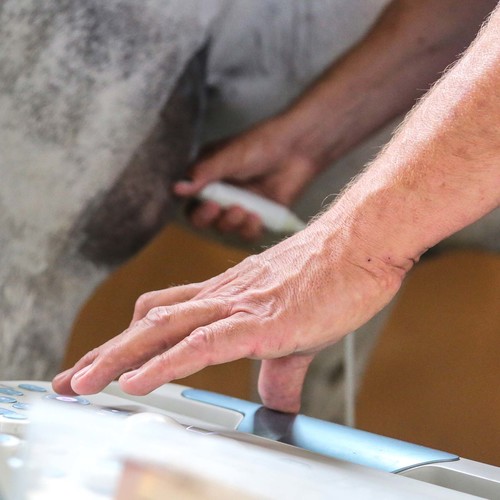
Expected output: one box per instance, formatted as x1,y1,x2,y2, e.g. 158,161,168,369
133,292,161,319
221,248,318,356
257,330,298,360
290,232,384,343
325,200,413,280
143,306,175,329
196,264,259,298
183,329,213,359
233,291,282,321
321,199,420,286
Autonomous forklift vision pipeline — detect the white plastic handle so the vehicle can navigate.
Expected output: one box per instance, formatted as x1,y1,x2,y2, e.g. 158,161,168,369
198,182,306,234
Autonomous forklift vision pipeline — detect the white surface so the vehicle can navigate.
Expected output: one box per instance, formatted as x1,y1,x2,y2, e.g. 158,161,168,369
0,433,21,499
0,381,242,438
20,403,479,499
401,459,500,499
0,380,493,499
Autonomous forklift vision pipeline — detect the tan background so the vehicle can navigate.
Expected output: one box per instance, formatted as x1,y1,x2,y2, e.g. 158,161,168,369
65,223,500,467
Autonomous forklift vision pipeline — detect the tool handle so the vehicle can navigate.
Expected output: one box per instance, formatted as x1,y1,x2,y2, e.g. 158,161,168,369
198,182,306,234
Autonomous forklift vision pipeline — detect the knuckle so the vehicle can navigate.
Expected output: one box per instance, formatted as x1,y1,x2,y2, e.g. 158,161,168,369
248,340,266,359
134,291,157,316
184,329,210,351
182,329,215,363
143,306,172,327
155,350,173,369
87,347,101,360
244,254,260,267
230,293,279,321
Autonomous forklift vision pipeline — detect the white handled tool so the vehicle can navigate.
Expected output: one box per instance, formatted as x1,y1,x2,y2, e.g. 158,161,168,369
199,182,306,234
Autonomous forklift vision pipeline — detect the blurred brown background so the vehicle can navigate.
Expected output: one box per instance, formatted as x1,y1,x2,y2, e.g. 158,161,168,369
65,223,500,467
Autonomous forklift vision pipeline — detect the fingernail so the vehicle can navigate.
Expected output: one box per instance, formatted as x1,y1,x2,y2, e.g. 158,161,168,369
175,180,201,198
174,180,192,192
53,369,71,382
73,364,92,379
120,369,139,382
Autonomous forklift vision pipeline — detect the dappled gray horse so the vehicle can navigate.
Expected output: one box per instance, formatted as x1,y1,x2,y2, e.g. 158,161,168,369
0,0,218,379
1,0,498,423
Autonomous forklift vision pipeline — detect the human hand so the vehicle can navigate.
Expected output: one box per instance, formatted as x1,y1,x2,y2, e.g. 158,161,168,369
53,220,404,413
174,116,321,241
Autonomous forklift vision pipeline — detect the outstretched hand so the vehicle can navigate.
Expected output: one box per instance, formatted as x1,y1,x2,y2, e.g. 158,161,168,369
53,221,403,413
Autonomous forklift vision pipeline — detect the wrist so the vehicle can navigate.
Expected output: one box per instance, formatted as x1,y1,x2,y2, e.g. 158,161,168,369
288,214,406,334
311,182,416,294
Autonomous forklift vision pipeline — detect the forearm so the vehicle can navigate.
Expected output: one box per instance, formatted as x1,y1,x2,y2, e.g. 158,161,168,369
315,6,500,275
279,0,496,171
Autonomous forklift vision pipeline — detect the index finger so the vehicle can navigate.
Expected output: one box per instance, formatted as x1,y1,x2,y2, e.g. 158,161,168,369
118,313,260,395
131,282,203,324
67,298,230,395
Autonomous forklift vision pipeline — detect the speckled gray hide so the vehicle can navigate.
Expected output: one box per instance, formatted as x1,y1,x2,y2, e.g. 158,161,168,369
0,0,220,379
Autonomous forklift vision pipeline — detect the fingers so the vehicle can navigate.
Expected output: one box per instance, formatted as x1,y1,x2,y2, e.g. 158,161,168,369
173,160,222,198
52,349,101,395
64,299,230,395
131,283,201,324
189,200,222,229
53,283,205,395
215,207,264,241
216,205,247,232
174,136,244,198
173,169,222,199
174,179,205,197
257,354,315,414
188,201,264,240
173,133,268,240
239,213,264,241
118,313,257,395
174,157,230,199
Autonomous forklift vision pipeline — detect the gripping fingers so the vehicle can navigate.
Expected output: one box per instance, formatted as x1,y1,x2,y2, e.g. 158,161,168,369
240,213,264,241
190,200,221,229
216,205,247,233
215,207,264,241
119,314,257,395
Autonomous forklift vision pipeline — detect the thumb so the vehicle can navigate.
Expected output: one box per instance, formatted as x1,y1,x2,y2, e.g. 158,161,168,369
173,175,211,198
258,354,315,414
174,149,235,198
